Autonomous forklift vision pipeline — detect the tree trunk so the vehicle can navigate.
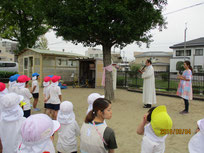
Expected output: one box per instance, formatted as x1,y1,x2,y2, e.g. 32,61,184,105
102,44,114,100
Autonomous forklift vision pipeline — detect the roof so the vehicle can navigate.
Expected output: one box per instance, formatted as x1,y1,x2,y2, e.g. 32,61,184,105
170,37,204,49
135,51,173,57
19,48,86,58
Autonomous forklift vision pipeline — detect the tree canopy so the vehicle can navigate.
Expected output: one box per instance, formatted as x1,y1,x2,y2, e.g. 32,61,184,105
0,0,49,53
41,0,167,100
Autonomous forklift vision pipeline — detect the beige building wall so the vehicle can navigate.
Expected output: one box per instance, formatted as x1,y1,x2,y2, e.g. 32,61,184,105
0,46,14,61
134,56,171,64
153,65,168,72
95,60,104,88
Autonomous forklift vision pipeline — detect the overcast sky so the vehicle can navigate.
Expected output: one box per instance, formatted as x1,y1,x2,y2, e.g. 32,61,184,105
45,0,204,61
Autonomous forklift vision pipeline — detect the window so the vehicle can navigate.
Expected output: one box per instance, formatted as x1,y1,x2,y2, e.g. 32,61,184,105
0,63,16,67
195,49,203,56
186,50,191,56
95,54,98,57
90,54,93,57
176,50,184,56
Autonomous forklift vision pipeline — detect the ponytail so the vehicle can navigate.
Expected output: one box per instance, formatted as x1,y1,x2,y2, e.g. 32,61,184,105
85,98,111,123
85,110,96,123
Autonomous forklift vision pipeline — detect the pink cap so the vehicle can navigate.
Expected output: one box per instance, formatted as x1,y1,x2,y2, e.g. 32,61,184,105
0,82,6,92
17,75,31,83
51,75,61,83
44,76,51,82
21,114,60,144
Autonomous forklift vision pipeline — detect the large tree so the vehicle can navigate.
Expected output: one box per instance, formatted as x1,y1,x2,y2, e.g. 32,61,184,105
42,0,167,100
0,0,49,53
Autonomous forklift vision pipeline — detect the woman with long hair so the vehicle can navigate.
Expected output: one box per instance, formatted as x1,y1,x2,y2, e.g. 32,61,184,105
177,61,193,114
80,98,117,153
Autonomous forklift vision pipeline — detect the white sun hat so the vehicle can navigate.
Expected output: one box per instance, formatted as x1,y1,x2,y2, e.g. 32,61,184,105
19,114,60,153
87,93,104,114
188,118,204,153
57,101,76,124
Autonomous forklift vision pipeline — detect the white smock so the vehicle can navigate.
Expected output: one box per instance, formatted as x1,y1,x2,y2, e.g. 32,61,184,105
141,123,167,153
188,131,204,153
142,65,156,105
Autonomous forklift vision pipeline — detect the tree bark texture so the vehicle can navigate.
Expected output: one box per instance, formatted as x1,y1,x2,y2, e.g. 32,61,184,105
102,45,114,100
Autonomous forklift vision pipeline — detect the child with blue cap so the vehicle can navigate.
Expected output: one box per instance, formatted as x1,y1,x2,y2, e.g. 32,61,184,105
31,73,40,111
8,74,20,93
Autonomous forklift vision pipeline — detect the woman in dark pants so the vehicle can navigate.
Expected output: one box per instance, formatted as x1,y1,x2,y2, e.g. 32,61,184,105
177,61,193,114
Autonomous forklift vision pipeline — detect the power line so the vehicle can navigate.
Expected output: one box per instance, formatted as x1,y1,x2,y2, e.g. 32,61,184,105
164,1,204,15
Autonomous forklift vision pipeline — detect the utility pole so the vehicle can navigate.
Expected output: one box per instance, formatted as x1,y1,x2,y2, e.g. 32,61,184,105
184,23,187,61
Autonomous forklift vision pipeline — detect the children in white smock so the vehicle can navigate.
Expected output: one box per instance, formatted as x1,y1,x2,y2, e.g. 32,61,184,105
43,76,52,116
188,118,204,153
31,73,40,111
0,93,25,153
18,114,60,153
57,101,80,153
17,75,32,118
137,105,173,153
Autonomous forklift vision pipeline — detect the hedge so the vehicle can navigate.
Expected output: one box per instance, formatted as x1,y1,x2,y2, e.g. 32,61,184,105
0,71,17,78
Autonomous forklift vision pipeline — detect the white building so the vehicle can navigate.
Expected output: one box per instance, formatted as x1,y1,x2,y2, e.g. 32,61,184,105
170,37,204,72
85,48,103,59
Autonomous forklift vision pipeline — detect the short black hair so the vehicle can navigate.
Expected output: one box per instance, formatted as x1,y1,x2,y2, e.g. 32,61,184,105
147,107,156,122
146,59,152,64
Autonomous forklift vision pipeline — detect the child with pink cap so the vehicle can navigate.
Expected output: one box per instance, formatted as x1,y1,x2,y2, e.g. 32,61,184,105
18,113,60,153
43,76,52,117
17,75,32,118
0,82,8,99
45,75,62,120
0,93,25,153
57,101,80,153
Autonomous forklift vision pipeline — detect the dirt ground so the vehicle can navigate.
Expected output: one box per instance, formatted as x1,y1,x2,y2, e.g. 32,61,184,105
31,87,204,153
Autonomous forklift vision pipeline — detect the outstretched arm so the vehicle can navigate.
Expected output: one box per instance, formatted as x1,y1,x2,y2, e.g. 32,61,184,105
137,114,148,135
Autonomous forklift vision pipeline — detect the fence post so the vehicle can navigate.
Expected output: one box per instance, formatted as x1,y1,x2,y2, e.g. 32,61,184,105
167,71,170,91
125,71,127,87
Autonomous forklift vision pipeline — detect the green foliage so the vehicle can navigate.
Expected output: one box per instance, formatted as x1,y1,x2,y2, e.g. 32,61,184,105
176,61,185,73
129,64,141,77
0,0,50,53
42,0,167,48
117,76,125,86
0,71,17,78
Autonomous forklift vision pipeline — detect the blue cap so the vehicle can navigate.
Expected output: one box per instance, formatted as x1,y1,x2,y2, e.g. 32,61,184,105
32,73,40,77
13,74,20,79
48,75,54,78
9,75,16,82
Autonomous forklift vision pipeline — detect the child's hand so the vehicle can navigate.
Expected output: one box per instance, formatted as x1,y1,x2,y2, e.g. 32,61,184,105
143,114,148,125
44,99,47,103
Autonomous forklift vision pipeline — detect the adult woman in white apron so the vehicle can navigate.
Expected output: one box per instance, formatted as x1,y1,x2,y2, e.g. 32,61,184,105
80,98,117,153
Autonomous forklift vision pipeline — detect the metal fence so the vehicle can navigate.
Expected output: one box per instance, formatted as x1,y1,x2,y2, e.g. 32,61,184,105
117,71,204,95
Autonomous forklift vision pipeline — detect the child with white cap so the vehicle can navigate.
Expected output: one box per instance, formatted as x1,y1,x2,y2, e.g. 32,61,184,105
31,73,40,111
18,113,60,153
45,75,62,120
43,76,52,116
57,101,80,153
87,93,105,114
188,118,204,153
17,75,32,118
137,105,173,153
0,93,25,153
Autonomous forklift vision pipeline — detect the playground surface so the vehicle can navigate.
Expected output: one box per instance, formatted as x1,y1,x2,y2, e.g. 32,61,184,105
32,87,204,153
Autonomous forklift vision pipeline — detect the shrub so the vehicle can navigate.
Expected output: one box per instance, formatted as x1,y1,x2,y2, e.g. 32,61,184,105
0,71,17,78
